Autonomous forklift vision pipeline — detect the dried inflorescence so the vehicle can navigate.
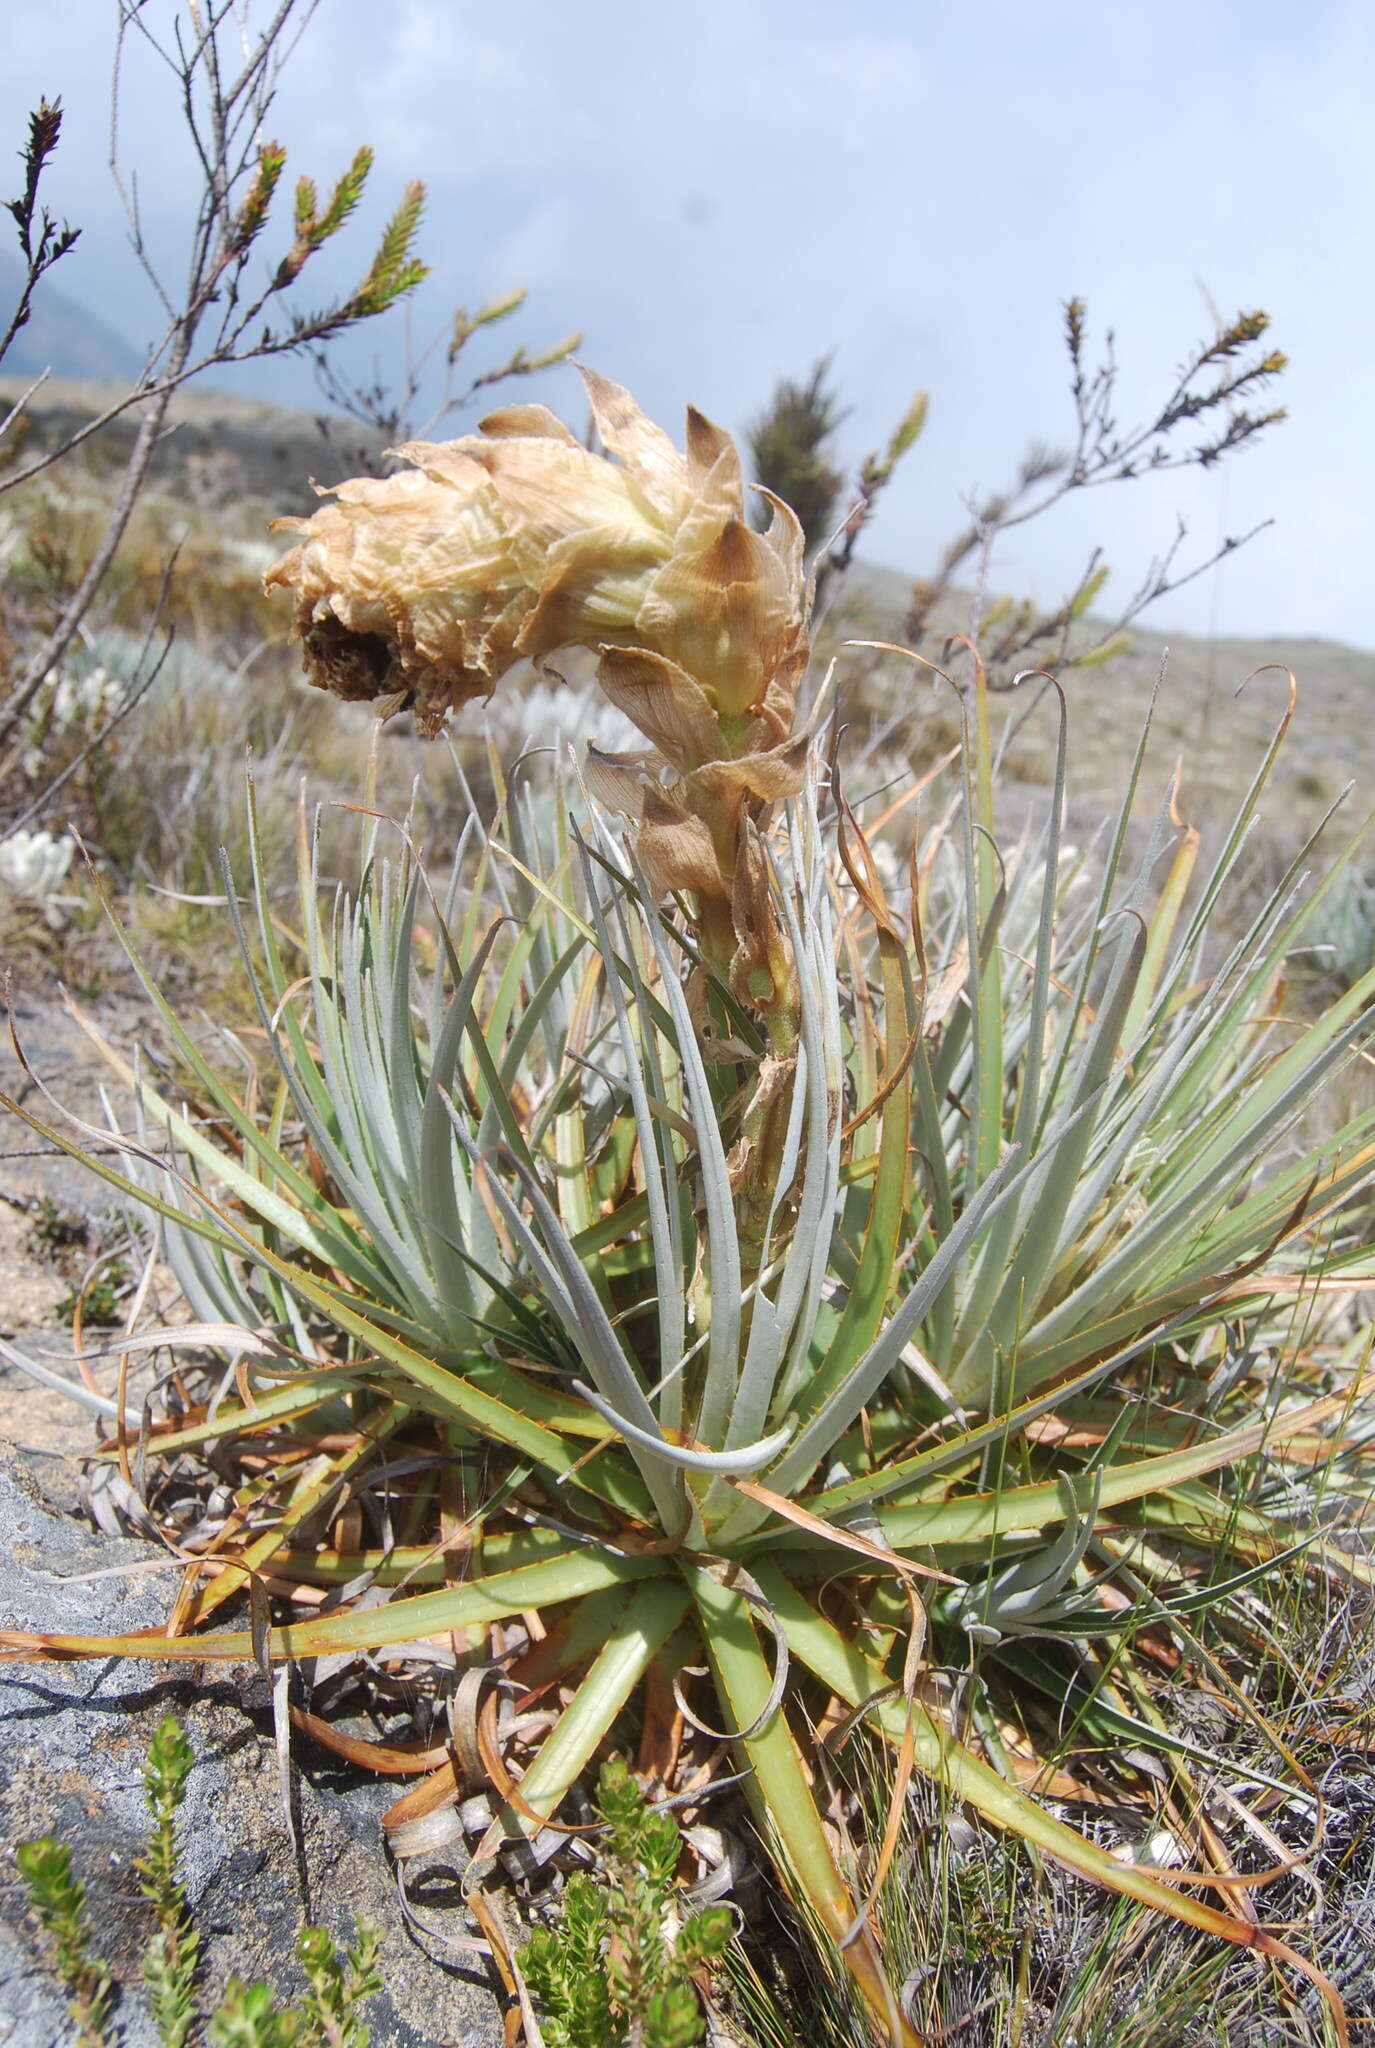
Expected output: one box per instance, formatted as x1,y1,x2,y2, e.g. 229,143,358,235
266,370,813,1004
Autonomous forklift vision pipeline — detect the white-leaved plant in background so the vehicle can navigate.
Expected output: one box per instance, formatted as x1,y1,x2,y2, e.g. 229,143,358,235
0,828,77,926
465,672,641,763
0,828,76,898
48,667,123,732
21,668,127,779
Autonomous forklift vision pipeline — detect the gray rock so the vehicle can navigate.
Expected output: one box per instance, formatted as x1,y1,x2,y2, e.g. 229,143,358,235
0,1446,504,2046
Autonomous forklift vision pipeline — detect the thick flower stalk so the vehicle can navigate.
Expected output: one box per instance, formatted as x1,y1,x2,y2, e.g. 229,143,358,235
265,371,812,1013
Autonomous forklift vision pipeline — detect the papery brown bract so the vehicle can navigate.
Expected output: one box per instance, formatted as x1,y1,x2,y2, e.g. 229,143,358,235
265,463,532,734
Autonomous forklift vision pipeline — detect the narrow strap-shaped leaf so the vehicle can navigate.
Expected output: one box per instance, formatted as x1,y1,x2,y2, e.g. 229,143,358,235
580,837,685,1419
478,1577,691,1852
1020,989,1375,1370
758,1137,1029,1502
572,1381,793,1473
636,864,743,1451
415,924,510,1333
448,1119,689,1534
806,1344,1168,1517
181,1400,411,1625
1032,681,1161,1146
753,1556,1351,2034
688,1565,921,2047
970,912,1148,1395
2,1548,664,1664
877,1372,1375,1551
794,923,914,1418
954,680,1069,1352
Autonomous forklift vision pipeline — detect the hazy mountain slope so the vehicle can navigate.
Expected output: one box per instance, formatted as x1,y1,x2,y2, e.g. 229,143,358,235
0,371,386,515
837,562,1375,837
2,371,1369,838
0,251,144,382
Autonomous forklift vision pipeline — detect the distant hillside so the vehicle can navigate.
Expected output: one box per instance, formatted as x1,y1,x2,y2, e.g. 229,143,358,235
836,561,1375,839
1,373,1368,838
0,250,144,382
0,372,386,515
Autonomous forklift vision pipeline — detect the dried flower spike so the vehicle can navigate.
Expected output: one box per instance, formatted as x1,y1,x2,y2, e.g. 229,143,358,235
267,370,813,995
267,369,808,732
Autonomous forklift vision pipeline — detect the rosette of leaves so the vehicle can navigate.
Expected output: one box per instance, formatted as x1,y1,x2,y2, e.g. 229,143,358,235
4,394,1374,2045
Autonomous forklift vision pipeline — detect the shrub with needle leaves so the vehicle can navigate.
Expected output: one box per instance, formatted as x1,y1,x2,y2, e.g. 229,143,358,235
15,1714,382,2048
519,1758,731,2048
16,1836,114,2048
138,1716,200,2048
748,357,848,558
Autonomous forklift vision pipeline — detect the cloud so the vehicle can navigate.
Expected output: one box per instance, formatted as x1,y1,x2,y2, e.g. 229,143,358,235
2,0,1372,648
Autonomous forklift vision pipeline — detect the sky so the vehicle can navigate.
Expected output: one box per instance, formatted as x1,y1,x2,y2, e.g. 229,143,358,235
4,0,1373,648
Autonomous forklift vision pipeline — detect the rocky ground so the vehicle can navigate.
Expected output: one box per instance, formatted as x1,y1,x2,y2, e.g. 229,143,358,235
0,985,504,2046
0,1450,504,2047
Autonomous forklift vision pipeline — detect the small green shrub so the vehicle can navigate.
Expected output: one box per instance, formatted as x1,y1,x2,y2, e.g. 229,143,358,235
748,358,847,558
137,1717,199,2048
16,1714,383,2048
16,1836,114,2048
55,1257,128,1327
519,1759,732,2048
28,1195,86,1253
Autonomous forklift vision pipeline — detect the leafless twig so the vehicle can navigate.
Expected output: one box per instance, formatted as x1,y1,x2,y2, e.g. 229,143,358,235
0,0,431,776
900,298,1287,679
311,286,580,468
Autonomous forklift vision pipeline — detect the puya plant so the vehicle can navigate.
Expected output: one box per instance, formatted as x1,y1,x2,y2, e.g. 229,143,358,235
3,373,1373,2046
17,1715,382,2048
518,1756,731,2048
